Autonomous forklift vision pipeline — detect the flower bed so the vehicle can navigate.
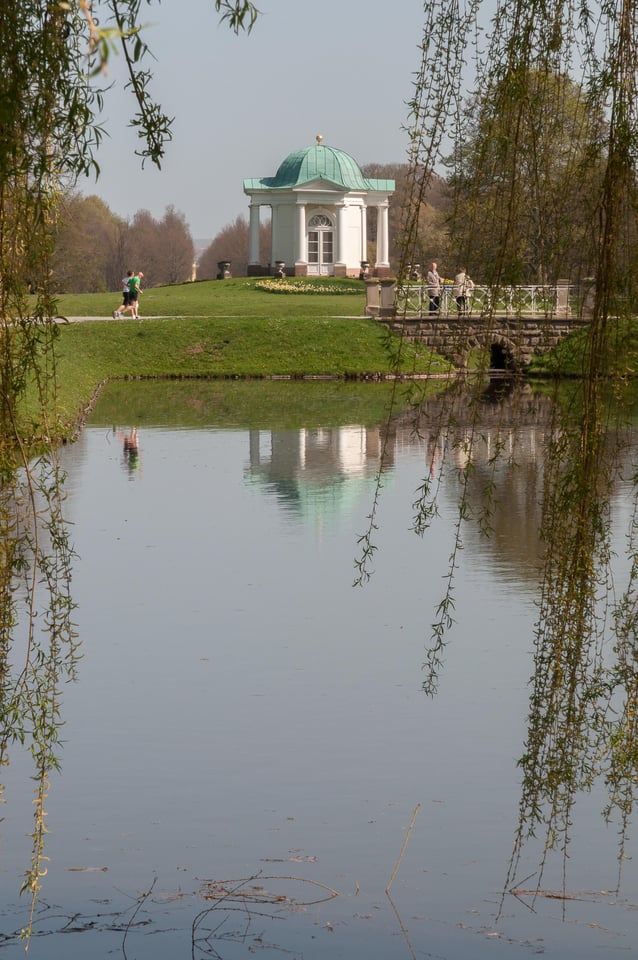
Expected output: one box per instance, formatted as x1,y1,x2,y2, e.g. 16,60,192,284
255,280,362,295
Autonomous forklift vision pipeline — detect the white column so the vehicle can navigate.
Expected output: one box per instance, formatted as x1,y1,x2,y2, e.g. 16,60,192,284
360,204,368,261
336,203,347,264
248,204,261,265
296,203,307,263
270,204,279,265
376,203,390,268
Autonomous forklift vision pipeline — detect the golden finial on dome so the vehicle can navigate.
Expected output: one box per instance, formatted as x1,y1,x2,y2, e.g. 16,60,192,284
316,134,323,144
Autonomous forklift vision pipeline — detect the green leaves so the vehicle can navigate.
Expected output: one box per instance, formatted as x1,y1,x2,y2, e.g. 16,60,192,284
0,0,262,941
214,0,260,34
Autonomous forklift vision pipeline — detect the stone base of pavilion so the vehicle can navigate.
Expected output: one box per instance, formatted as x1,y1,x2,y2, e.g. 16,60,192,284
246,264,392,278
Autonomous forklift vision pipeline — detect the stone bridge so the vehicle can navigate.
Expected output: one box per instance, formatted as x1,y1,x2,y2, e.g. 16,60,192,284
377,315,589,371
365,279,592,371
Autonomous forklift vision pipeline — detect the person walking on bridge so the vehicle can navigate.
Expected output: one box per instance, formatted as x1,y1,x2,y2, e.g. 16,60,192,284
453,268,474,317
426,262,441,315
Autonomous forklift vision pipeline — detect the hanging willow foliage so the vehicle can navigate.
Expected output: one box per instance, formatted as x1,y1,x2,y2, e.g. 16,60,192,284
357,0,638,903
0,0,98,932
0,0,258,941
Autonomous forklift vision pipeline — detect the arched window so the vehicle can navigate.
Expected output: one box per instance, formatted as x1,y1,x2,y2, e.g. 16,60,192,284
308,214,332,228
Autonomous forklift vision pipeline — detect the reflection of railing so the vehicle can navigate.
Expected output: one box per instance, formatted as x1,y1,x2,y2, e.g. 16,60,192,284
393,282,578,318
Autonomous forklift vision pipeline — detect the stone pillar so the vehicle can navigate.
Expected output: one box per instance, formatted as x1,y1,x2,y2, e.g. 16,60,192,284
365,278,380,316
335,203,347,276
375,203,390,274
248,204,261,266
270,204,280,266
360,204,368,262
378,278,395,317
295,202,307,273
556,278,570,318
581,277,596,319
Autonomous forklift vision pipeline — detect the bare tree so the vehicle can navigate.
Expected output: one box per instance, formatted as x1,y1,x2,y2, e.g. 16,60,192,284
51,193,123,292
124,209,163,285
198,215,270,279
362,164,450,274
122,206,194,286
156,206,195,284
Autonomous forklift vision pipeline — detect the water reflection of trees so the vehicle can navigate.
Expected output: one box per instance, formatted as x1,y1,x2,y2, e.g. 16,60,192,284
12,372,638,942
422,420,547,582
244,386,552,556
503,382,638,904
378,378,638,906
393,0,638,911
11,373,638,947
0,452,78,934
334,370,638,911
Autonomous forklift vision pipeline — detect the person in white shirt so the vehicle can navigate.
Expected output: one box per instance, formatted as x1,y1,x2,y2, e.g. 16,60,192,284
426,262,441,315
452,268,474,317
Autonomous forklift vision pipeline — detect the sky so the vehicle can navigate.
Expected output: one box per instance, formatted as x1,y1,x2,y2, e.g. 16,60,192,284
81,0,427,243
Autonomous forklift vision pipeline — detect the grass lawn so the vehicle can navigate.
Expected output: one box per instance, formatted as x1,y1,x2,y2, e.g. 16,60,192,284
43,277,452,436
527,317,638,378
53,276,369,320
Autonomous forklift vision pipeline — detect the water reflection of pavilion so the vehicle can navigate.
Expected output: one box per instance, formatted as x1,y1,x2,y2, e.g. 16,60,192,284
245,405,555,578
245,425,394,518
247,425,394,514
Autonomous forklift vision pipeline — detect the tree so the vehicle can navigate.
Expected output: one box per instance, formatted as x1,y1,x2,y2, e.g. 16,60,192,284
122,206,194,286
156,206,195,284
51,193,124,292
360,0,638,907
198,214,271,279
446,70,607,284
0,1,261,940
51,195,195,291
362,164,450,274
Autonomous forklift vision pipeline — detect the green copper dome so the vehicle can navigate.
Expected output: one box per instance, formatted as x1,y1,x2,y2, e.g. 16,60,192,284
270,143,369,189
243,142,395,194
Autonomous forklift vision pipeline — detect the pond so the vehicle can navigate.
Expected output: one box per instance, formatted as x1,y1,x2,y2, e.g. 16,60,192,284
2,378,638,958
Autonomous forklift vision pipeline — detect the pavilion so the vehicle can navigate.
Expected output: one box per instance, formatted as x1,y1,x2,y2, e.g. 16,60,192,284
243,137,395,278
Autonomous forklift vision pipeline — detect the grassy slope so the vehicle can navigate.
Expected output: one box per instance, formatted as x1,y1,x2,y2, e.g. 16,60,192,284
54,276,370,319
527,318,637,378
48,278,451,434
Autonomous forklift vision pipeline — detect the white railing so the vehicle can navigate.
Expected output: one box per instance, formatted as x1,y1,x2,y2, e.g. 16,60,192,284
393,282,577,318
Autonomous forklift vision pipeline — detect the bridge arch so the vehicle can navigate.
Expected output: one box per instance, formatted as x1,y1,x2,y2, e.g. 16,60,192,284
375,316,588,371
490,337,519,372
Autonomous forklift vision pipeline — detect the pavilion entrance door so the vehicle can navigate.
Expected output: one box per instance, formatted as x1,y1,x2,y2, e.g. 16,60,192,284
306,214,334,276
